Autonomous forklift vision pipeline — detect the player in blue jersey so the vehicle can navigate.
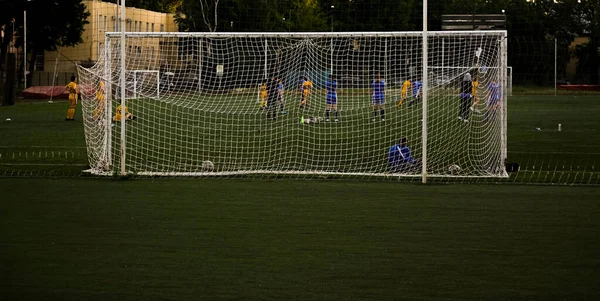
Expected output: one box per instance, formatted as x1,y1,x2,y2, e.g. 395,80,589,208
371,73,386,121
408,78,422,107
325,74,339,122
458,73,473,122
485,81,501,121
388,137,420,173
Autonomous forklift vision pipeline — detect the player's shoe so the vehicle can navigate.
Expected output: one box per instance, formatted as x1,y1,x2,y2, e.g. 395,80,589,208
326,118,330,122
334,119,339,122
381,118,385,121
463,119,469,123
458,116,463,121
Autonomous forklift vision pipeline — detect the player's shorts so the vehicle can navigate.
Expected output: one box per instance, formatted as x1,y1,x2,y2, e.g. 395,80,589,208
372,97,385,105
326,96,337,105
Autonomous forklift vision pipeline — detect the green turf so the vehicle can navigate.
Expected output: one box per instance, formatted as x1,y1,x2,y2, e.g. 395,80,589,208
1,178,599,300
2,92,599,182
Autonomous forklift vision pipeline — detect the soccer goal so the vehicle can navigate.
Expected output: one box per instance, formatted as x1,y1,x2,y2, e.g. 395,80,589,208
78,31,508,180
125,70,160,99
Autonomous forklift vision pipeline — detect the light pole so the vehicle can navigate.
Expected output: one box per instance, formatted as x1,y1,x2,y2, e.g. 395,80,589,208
330,5,334,32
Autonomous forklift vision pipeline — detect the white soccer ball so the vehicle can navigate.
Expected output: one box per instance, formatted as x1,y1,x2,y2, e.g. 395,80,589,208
5,118,11,122
202,160,215,171
448,164,461,175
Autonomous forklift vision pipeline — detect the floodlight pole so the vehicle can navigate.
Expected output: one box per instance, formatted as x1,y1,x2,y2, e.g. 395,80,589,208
120,0,127,176
421,0,428,184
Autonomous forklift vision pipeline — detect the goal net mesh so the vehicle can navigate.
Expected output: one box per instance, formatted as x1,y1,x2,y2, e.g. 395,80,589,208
78,31,508,178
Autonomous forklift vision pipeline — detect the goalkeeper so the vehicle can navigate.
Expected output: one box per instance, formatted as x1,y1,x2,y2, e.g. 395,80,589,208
388,137,420,173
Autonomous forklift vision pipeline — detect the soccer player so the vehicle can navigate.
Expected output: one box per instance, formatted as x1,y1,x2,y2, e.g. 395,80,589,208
114,101,136,122
325,74,339,122
408,78,422,107
259,80,268,110
470,76,479,111
458,73,473,122
65,75,78,121
388,137,420,173
266,76,279,120
300,76,312,110
485,81,501,121
278,79,286,115
93,81,105,120
371,73,385,121
396,78,411,107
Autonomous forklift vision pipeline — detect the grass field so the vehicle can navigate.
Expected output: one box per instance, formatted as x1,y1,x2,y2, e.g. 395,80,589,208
1,93,599,182
1,178,599,300
0,92,599,300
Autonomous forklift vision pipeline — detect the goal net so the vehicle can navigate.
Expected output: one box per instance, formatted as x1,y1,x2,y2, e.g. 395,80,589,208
78,31,508,179
125,70,160,99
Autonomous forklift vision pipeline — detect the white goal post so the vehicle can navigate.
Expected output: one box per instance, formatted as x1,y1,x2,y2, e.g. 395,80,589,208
78,31,508,180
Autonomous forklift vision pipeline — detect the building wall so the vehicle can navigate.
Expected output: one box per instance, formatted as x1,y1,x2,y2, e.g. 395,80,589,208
42,0,178,73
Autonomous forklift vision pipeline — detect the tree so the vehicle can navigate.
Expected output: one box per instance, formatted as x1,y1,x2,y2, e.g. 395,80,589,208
0,0,90,87
100,0,182,13
176,0,220,32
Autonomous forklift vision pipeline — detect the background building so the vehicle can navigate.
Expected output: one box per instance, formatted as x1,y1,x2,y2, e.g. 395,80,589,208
32,0,177,85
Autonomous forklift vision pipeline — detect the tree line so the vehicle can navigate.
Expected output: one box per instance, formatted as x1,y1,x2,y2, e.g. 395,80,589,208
1,0,599,86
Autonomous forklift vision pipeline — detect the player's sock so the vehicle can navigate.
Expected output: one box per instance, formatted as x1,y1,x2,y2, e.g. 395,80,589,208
380,109,385,120
325,109,330,120
372,110,377,119
334,110,338,120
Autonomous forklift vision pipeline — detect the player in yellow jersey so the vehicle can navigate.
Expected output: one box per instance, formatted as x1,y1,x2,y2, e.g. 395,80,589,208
65,76,78,121
396,79,411,107
470,76,479,111
114,101,136,122
300,76,313,109
93,81,105,120
259,80,268,110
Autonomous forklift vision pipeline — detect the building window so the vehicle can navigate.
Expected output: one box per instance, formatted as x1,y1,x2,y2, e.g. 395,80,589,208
151,23,155,32
146,22,149,32
160,24,164,32
104,16,108,32
134,21,138,32
98,15,102,32
34,54,44,71
138,22,142,32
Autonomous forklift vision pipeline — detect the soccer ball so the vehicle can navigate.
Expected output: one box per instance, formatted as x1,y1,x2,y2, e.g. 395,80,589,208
202,160,215,172
448,164,461,175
